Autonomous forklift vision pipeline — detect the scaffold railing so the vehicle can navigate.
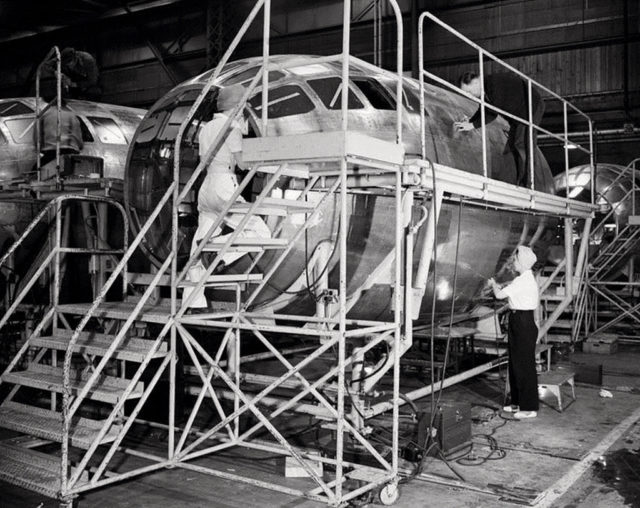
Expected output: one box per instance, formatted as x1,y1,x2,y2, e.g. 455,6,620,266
418,11,596,204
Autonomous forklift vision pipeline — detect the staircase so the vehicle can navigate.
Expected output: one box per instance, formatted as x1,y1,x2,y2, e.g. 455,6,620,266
0,150,330,504
0,71,406,503
576,158,640,342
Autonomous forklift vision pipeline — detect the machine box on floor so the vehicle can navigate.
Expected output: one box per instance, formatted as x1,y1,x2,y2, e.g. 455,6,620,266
416,401,472,457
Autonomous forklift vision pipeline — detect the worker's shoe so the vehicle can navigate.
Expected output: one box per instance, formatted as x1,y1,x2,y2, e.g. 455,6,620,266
502,405,519,413
513,410,537,419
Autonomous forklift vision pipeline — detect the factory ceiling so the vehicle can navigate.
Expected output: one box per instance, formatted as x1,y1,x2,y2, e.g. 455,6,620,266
0,0,187,44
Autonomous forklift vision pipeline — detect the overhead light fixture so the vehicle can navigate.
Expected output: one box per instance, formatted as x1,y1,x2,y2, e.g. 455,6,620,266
566,142,579,150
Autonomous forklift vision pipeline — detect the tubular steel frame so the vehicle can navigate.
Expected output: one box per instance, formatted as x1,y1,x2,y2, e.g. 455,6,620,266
0,5,602,508
576,158,640,341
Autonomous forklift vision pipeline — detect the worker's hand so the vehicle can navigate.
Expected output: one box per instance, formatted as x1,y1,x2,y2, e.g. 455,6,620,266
454,121,474,132
488,277,497,288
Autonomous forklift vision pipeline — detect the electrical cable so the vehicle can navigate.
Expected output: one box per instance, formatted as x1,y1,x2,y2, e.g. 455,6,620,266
421,197,465,482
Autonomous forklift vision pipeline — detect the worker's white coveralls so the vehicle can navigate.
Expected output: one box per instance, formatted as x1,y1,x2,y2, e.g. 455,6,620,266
183,113,270,309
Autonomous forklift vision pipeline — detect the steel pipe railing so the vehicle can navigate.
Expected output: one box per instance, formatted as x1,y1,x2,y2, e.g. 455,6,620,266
418,11,595,201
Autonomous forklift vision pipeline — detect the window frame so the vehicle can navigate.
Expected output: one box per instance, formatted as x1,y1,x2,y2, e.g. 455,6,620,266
248,83,316,120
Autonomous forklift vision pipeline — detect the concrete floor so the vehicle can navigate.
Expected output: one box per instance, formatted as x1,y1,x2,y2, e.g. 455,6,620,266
3,348,640,508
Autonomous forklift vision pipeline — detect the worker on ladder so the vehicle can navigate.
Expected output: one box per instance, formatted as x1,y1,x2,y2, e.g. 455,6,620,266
184,84,271,310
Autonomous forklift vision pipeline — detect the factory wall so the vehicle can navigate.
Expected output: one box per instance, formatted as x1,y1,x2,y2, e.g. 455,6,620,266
0,0,637,166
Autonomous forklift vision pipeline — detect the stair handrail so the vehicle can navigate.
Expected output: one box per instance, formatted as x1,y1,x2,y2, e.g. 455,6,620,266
60,2,278,489
57,75,263,486
170,0,270,319
59,181,176,492
340,0,404,143
0,194,128,332
172,69,267,290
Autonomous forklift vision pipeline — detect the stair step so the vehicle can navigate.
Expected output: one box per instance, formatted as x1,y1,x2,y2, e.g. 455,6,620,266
540,294,567,302
179,273,263,287
229,198,314,216
31,329,167,362
2,363,144,404
128,272,263,288
549,319,573,329
202,237,288,252
0,401,121,449
545,333,573,343
255,164,310,179
127,272,172,286
57,300,236,323
0,441,88,498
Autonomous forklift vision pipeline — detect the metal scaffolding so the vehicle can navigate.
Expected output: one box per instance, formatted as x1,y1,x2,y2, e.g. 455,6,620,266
576,158,640,342
0,4,599,507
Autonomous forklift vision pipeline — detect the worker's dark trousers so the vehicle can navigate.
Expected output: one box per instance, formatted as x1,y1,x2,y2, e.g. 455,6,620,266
509,100,545,186
507,310,539,411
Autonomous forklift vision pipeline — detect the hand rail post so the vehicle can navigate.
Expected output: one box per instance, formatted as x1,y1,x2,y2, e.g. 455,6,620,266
261,0,271,133
336,1,351,499
563,101,569,196
528,79,534,190
633,159,637,215
54,46,62,183
478,52,488,181
418,16,426,159
589,120,595,205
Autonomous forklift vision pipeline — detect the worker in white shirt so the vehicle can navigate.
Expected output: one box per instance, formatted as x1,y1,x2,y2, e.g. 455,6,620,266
489,245,540,419
184,84,271,310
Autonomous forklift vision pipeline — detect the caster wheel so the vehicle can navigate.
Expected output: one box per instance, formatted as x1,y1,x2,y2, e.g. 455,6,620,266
378,483,399,505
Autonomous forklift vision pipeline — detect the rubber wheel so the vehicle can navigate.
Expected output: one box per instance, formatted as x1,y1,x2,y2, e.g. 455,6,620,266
378,483,399,505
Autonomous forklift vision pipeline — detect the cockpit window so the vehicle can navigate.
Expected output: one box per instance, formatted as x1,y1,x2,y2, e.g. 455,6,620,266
87,116,127,144
248,85,315,119
136,111,167,144
5,118,33,143
224,67,285,86
79,119,94,142
352,78,396,110
307,77,364,110
156,105,191,142
0,101,33,117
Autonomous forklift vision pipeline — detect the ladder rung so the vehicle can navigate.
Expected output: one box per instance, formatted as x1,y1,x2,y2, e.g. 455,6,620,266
0,401,121,449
